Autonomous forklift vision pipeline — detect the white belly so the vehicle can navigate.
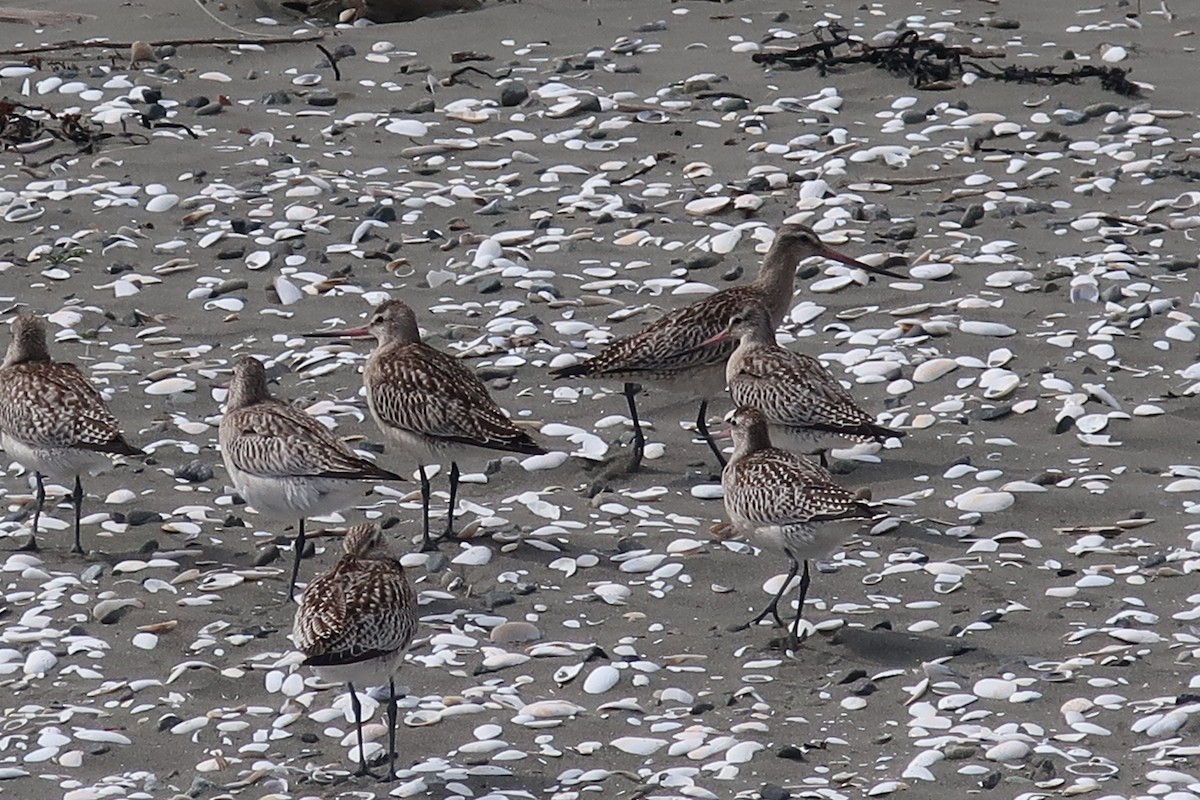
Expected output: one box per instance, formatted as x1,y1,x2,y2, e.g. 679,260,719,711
224,459,365,520
309,647,407,690
1,433,109,479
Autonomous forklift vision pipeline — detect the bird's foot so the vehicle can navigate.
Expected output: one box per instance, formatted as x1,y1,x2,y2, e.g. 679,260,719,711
16,537,39,553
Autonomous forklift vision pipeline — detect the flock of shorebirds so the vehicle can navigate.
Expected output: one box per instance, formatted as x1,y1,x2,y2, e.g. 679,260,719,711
0,222,907,776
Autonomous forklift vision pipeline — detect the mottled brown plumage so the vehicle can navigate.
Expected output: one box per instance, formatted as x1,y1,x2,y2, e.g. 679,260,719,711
722,406,877,641
294,522,417,777
711,305,903,448
551,224,896,469
0,312,141,553
307,299,545,551
219,356,403,599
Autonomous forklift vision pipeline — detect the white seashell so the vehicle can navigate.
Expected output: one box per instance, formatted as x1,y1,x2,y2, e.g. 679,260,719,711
984,740,1030,762
908,263,954,281
912,358,957,383
593,583,631,605
274,276,303,306
245,250,271,270
132,633,158,650
618,554,667,573
953,489,1014,513
610,736,667,755
973,677,1017,700
452,545,492,567
105,489,136,504
145,194,179,213
386,119,429,137
685,197,731,216
959,320,1017,337
583,665,620,694
23,649,57,677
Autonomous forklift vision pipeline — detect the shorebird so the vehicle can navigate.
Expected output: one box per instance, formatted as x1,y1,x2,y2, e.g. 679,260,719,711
218,356,404,599
550,224,900,471
306,300,546,551
293,522,417,778
721,405,878,643
703,305,903,460
0,312,141,553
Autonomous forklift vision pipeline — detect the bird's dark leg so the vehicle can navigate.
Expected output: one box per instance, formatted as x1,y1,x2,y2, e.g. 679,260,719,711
696,399,726,470
385,677,398,780
624,382,645,472
748,551,797,629
21,472,46,552
788,559,813,644
70,475,85,555
287,518,306,602
439,461,460,545
346,682,377,778
418,465,435,551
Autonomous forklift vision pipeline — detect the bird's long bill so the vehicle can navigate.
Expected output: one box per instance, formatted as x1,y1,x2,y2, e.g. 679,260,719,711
303,325,373,338
816,246,905,280
711,428,733,441
698,329,732,349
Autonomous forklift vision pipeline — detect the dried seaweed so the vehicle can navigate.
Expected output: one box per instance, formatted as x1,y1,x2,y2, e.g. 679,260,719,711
752,28,1142,97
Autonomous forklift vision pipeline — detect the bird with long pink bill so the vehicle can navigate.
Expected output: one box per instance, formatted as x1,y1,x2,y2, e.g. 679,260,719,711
305,299,546,552
550,223,902,472
701,304,903,464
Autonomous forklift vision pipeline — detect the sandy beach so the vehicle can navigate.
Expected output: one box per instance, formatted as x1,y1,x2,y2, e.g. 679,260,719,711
1,0,1199,798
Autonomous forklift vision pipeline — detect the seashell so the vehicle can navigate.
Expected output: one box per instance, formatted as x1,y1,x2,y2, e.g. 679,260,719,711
685,197,731,216
959,320,1017,337
984,740,1031,762
23,649,57,677
912,358,958,383
611,736,667,755
973,678,1017,700
583,665,620,694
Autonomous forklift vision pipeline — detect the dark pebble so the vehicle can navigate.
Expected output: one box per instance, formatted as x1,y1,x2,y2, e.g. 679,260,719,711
216,247,245,260
175,460,213,483
986,17,1020,28
407,98,436,114
300,732,320,744
977,404,1013,421
143,104,167,121
761,784,791,800
848,677,877,696
195,102,223,116
960,204,986,228
684,252,723,272
124,509,161,527
775,745,807,761
106,261,135,275
944,743,977,759
1084,102,1121,117
140,88,163,104
307,92,338,107
979,770,1002,790
332,44,356,59
482,590,516,611
253,545,280,567
367,204,397,222
720,265,744,282
477,277,502,294
500,82,529,107
512,582,538,596
796,264,821,280
1058,110,1087,126
476,365,516,381
689,701,715,714
1164,258,1197,272
262,90,291,105
882,223,917,241
900,109,929,125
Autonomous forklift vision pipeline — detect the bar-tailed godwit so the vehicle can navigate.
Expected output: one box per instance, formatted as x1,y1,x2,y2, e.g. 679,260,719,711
722,405,879,643
218,356,403,599
0,312,141,553
307,300,546,551
704,304,903,459
293,522,417,777
551,224,899,471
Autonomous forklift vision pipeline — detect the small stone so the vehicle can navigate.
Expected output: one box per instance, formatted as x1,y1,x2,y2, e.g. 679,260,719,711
175,460,213,483
500,83,529,107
